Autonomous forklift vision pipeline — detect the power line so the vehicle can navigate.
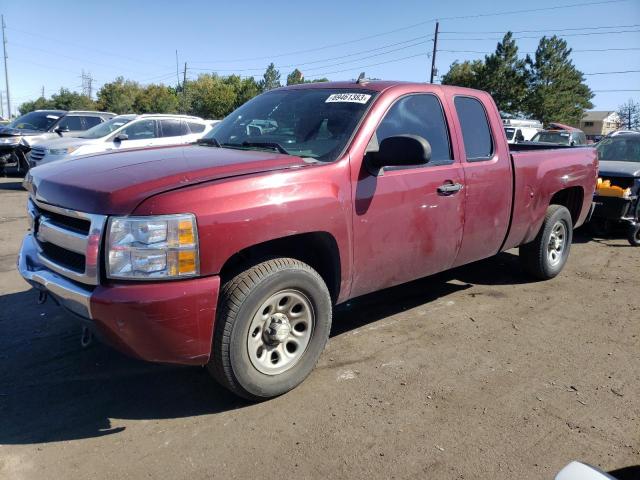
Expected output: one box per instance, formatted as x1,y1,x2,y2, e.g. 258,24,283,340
189,38,432,73
439,47,640,54
304,52,426,77
584,70,640,75
593,89,640,92
440,23,640,34
438,28,640,41
187,0,630,63
189,35,433,70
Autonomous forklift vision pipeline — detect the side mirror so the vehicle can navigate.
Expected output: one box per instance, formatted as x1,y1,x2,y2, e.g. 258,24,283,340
113,133,129,142
368,135,431,170
54,126,69,136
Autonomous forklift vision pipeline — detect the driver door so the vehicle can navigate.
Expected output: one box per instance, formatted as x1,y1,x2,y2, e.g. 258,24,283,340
350,93,465,298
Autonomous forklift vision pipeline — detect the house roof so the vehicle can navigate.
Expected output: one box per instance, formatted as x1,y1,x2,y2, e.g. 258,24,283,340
582,111,616,121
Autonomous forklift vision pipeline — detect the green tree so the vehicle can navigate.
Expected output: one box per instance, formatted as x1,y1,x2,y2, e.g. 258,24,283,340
525,36,593,125
287,69,304,85
49,88,95,111
259,63,281,91
441,60,485,89
187,74,238,119
96,77,142,114
616,99,640,130
134,84,179,113
18,97,54,115
482,32,529,114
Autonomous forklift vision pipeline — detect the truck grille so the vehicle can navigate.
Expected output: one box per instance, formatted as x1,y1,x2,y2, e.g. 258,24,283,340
29,147,46,163
28,198,107,285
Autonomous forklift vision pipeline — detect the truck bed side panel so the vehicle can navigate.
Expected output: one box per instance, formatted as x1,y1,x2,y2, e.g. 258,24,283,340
502,147,598,250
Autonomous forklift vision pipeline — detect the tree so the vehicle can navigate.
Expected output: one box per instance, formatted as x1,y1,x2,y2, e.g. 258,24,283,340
18,97,54,115
441,60,485,89
525,36,593,125
134,84,179,113
287,69,304,85
187,74,239,119
49,88,95,111
482,33,529,114
259,63,281,91
616,99,640,130
96,77,142,114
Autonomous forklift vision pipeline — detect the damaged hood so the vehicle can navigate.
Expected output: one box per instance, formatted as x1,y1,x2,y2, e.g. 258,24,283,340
26,144,314,214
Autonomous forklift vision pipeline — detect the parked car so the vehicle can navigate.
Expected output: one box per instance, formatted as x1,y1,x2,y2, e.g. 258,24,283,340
18,81,597,400
502,118,542,144
590,130,640,245
530,123,587,146
28,114,212,166
0,110,115,174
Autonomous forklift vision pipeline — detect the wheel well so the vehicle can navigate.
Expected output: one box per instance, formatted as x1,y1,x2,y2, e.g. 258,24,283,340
219,232,341,303
550,187,584,225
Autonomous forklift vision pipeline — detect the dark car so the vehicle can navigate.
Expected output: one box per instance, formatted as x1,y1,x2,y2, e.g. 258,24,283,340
591,131,640,245
531,129,587,146
0,109,115,175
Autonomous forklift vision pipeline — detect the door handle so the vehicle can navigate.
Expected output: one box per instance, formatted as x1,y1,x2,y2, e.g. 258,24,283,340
437,182,463,195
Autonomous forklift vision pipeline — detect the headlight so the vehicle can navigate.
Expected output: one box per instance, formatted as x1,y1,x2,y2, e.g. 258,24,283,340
106,214,199,280
48,146,79,156
0,136,21,145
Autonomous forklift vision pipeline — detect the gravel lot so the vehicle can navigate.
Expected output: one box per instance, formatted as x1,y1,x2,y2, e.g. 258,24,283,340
0,176,638,480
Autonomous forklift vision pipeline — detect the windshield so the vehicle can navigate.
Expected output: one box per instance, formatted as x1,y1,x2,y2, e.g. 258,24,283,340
79,116,133,139
202,88,376,161
531,131,571,145
597,135,640,162
504,127,515,140
8,111,61,132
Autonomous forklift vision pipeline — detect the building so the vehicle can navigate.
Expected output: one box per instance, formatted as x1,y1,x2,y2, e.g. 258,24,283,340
577,111,621,140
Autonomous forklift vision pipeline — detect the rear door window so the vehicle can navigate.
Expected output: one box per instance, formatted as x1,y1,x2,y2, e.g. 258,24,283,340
375,94,452,165
187,121,206,133
120,119,157,140
81,116,103,129
454,96,494,161
57,116,84,131
160,119,189,137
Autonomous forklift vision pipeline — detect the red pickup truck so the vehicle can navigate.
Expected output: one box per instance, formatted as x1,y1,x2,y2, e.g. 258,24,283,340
18,81,597,400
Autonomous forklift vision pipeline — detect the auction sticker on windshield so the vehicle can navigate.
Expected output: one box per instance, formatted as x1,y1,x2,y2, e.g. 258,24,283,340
325,93,372,104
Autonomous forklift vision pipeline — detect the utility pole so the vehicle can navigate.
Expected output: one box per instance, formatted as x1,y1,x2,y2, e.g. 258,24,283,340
182,62,188,113
41,86,45,98
80,70,94,99
175,50,180,89
628,105,632,130
2,15,11,118
0,91,3,118
430,21,439,84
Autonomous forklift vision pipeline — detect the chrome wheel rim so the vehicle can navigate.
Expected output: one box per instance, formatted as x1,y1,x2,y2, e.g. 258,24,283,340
547,221,567,267
247,289,314,375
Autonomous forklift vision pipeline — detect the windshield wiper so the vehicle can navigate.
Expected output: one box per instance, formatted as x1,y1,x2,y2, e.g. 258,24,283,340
196,137,221,147
240,141,291,155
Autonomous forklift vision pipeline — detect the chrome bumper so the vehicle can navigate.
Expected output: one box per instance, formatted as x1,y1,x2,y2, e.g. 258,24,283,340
17,233,93,319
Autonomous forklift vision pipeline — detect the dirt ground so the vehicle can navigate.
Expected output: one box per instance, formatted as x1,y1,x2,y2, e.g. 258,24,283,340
0,175,638,480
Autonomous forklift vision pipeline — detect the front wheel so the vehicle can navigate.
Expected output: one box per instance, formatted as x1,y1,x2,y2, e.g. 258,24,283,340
520,205,573,280
208,258,332,400
628,223,640,246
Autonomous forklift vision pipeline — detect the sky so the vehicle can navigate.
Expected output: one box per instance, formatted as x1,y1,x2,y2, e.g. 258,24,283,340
1,0,639,117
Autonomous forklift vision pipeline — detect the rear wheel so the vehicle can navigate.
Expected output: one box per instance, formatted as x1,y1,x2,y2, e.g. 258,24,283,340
208,258,332,400
520,205,573,280
628,223,640,246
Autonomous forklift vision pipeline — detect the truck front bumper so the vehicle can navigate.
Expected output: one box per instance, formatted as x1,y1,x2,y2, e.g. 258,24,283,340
18,233,220,365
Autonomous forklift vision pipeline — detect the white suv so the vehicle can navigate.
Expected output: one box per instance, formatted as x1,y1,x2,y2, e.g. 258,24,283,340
29,114,212,166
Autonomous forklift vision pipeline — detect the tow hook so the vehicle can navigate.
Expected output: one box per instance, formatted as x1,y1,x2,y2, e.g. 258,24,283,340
80,326,93,348
37,290,48,305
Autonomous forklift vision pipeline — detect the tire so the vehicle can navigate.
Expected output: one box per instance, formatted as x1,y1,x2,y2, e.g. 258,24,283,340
208,258,332,400
519,205,573,280
628,224,640,246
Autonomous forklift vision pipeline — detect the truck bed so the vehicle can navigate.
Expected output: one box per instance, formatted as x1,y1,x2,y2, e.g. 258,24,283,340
502,145,598,251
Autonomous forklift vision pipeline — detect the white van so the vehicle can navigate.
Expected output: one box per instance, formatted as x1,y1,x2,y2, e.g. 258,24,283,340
29,114,212,166
503,118,543,144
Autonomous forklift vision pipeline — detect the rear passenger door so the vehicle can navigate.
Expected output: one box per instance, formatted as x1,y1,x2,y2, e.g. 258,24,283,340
448,95,513,267
111,119,159,151
351,93,465,298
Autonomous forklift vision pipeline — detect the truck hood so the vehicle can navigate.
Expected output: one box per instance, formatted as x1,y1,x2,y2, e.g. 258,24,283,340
0,126,43,137
26,144,314,214
32,136,94,149
599,160,640,178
